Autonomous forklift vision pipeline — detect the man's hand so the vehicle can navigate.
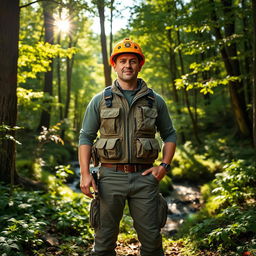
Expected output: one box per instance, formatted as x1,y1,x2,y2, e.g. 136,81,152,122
141,166,167,181
80,173,98,198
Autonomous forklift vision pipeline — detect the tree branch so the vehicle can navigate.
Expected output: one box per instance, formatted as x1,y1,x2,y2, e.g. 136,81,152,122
19,0,62,9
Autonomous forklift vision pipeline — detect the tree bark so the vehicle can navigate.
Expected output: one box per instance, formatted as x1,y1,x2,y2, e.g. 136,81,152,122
97,0,112,86
0,0,20,184
252,0,256,147
38,1,55,131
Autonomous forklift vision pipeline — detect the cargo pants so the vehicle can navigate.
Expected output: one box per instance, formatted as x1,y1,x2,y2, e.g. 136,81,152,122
91,166,164,256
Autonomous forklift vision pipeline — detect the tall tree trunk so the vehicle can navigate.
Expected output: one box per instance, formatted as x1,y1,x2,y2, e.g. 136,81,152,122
64,38,74,120
109,0,114,56
167,26,186,143
252,0,256,147
38,2,55,131
210,0,251,137
176,28,201,145
61,36,75,139
57,32,63,121
57,8,63,121
0,0,20,184
241,0,252,106
97,0,112,86
167,29,179,103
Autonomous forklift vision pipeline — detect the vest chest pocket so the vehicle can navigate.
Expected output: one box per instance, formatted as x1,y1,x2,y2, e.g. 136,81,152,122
136,106,157,133
95,138,121,160
100,108,120,136
136,138,161,160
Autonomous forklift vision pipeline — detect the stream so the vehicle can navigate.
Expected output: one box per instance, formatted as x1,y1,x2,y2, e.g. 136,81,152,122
68,162,201,236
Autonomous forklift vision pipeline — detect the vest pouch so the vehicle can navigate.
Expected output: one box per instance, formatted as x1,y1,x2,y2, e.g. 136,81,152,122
100,108,120,135
91,143,99,167
136,106,157,133
136,138,161,160
95,138,121,160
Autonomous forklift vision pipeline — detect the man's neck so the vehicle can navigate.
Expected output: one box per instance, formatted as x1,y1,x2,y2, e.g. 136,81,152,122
117,78,138,91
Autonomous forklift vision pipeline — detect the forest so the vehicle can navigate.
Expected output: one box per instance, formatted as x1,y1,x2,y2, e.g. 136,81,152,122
0,0,256,255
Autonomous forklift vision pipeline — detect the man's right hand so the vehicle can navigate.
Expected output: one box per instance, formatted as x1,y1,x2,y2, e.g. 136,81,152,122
80,173,98,198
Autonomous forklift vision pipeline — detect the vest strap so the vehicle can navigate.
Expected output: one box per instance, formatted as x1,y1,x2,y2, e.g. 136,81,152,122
104,86,113,108
146,88,155,108
104,86,155,108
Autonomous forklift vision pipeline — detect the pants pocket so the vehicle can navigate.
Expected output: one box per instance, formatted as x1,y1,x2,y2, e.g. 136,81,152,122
158,193,168,228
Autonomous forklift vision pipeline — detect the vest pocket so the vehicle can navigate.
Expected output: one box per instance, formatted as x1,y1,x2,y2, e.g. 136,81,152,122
95,138,121,160
136,106,157,133
136,138,161,160
100,108,120,135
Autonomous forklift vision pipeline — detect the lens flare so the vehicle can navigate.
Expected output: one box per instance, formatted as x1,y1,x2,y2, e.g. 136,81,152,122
55,19,70,33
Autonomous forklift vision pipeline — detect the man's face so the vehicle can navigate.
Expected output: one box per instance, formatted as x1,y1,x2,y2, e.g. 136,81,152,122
113,53,142,83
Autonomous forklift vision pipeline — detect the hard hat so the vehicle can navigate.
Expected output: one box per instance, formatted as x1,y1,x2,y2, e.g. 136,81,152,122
109,38,145,67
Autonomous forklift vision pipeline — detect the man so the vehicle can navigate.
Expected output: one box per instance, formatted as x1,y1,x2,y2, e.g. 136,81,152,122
79,38,176,256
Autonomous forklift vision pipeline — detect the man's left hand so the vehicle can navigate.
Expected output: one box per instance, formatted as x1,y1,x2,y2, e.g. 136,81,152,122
141,166,167,181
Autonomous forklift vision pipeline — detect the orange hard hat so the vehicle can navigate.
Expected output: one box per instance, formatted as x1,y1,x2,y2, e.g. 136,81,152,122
109,38,145,67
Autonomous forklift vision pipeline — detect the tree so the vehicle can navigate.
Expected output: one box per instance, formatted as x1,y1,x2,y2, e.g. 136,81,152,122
96,0,112,86
252,0,256,147
38,1,55,131
0,0,20,184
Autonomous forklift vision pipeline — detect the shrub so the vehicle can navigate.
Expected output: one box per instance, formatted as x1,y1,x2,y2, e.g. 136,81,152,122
0,183,92,255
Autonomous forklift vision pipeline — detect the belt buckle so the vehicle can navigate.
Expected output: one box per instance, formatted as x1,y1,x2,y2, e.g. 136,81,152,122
123,165,130,173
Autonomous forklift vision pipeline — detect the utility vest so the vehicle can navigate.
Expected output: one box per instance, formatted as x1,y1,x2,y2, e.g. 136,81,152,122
92,81,161,165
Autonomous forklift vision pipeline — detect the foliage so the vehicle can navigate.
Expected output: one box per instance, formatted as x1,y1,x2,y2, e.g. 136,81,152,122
0,181,92,256
159,175,173,196
18,42,76,84
0,125,22,145
171,141,221,184
212,160,256,207
178,159,256,254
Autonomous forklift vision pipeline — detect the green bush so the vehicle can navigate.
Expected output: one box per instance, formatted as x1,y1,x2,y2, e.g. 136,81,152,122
178,159,256,254
16,159,34,178
189,206,256,253
159,175,173,196
0,184,92,255
171,141,221,184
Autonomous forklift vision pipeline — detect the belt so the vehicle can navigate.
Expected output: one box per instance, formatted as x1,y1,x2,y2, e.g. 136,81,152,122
101,163,153,173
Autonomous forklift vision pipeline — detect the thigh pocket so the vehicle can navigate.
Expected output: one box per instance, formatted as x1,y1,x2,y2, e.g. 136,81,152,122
95,138,121,160
90,196,100,229
136,138,161,160
158,193,168,228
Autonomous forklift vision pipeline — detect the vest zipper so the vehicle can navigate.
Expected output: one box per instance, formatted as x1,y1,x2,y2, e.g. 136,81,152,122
114,91,131,163
114,89,150,163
